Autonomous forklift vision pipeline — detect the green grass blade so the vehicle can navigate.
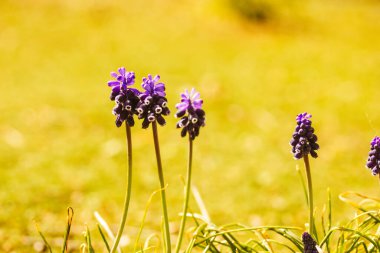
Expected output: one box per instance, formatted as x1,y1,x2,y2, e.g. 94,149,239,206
61,207,74,253
265,239,297,252
143,233,161,251
270,229,303,252
34,221,53,253
221,234,237,252
360,242,369,253
327,188,332,231
185,223,208,253
85,226,95,253
192,186,211,223
161,217,167,253
246,239,266,252
97,224,110,252
338,232,345,253
194,226,301,246
134,188,162,252
94,211,122,253
227,232,253,252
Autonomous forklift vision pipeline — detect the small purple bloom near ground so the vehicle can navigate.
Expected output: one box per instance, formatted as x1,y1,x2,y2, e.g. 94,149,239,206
366,136,380,176
302,232,319,253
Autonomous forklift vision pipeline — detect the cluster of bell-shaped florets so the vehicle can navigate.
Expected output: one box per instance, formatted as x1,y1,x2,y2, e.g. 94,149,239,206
135,74,170,129
302,232,319,253
366,136,380,176
290,113,319,159
108,67,140,127
175,88,205,140
107,69,170,128
112,89,140,127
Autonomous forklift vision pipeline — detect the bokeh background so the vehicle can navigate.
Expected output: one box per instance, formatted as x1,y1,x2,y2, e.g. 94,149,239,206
1,0,380,251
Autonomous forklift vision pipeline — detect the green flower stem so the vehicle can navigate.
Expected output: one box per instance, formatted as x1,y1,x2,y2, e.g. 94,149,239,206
303,155,314,236
152,121,171,253
110,124,133,253
175,137,193,253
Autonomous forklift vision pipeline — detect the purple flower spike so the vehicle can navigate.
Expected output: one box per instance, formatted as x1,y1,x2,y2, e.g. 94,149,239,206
366,136,380,176
302,232,319,253
175,88,205,140
107,67,140,127
290,113,319,159
136,74,170,129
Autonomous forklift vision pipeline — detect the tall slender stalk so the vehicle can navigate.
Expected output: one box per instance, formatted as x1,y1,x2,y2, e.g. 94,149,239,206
152,121,171,253
175,137,193,253
303,155,314,236
110,124,133,253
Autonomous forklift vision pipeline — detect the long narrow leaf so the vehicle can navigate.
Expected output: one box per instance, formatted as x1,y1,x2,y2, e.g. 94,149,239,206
61,207,74,253
134,187,162,252
94,211,122,253
34,221,53,253
97,224,110,252
85,226,95,253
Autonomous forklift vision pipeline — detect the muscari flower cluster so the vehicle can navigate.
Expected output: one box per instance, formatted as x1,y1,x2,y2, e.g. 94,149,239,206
302,232,319,253
290,113,319,159
108,67,140,127
107,69,169,128
366,136,380,176
175,88,205,140
136,74,170,129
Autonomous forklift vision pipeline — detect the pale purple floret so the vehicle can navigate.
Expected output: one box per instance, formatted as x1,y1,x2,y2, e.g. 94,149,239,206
176,88,203,114
136,74,170,129
108,67,139,100
290,113,319,159
366,136,380,176
141,74,166,97
175,88,205,140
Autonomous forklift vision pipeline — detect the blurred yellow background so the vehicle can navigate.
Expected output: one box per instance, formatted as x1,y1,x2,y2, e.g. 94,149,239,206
1,0,380,251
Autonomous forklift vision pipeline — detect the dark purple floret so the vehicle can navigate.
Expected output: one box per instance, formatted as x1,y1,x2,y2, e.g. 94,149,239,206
136,74,170,129
366,136,380,176
107,67,140,127
175,88,205,140
302,232,319,253
290,113,319,159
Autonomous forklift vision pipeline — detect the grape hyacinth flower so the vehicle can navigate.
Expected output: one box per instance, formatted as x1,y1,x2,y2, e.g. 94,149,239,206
290,113,319,159
174,88,205,253
290,113,319,236
136,74,170,129
107,67,140,127
366,136,380,176
106,67,139,253
302,232,319,253
175,88,206,140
